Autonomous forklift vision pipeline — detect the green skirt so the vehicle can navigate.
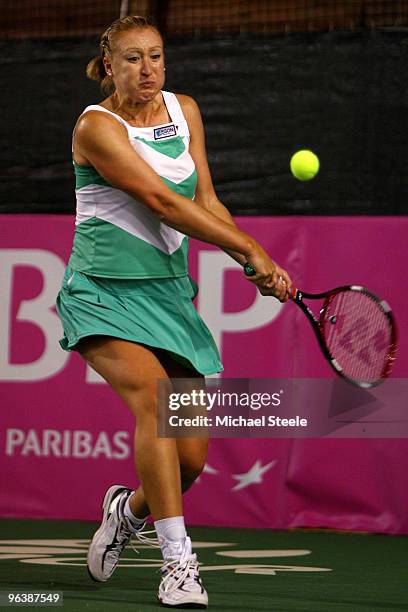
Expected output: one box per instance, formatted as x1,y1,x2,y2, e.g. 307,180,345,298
55,265,223,376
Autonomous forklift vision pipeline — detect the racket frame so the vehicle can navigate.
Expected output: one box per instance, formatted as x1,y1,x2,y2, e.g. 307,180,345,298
291,285,398,388
243,264,397,387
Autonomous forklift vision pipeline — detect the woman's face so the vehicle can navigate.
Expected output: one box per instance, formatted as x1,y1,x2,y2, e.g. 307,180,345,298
106,27,165,103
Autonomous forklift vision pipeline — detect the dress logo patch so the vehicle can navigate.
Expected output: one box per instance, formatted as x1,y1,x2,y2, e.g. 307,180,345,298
154,124,177,140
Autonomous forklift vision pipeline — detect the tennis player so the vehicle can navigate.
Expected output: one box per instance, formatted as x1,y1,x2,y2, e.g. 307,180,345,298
56,15,291,608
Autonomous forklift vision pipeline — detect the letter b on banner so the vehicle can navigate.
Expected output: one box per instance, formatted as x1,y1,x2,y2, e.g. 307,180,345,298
0,249,68,381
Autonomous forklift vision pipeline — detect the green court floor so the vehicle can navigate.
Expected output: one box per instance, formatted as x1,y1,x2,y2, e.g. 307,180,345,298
0,519,406,611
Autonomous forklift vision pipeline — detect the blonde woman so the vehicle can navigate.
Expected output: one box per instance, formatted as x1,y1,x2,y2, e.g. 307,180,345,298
56,15,291,608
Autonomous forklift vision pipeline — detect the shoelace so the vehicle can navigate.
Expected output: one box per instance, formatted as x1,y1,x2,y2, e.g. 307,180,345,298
159,554,200,595
130,526,160,553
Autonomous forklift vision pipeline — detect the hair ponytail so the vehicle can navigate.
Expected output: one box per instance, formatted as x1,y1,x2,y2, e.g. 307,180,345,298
86,55,114,95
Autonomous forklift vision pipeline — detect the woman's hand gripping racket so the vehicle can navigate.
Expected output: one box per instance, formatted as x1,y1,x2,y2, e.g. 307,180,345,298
244,264,397,388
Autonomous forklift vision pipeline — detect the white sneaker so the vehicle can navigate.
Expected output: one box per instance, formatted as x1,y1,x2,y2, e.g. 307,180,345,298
157,537,208,608
87,484,139,582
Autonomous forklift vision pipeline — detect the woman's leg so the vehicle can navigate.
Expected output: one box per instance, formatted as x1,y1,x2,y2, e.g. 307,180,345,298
81,336,209,606
79,336,208,607
79,338,208,520
78,336,185,518
128,435,208,520
127,350,209,520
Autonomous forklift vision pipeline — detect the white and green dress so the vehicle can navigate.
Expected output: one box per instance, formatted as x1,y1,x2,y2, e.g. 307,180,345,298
56,91,223,375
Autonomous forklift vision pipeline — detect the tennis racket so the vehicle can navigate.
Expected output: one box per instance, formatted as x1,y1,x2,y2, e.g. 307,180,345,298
243,264,397,388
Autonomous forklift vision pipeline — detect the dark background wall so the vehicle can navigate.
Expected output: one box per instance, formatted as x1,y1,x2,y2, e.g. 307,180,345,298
1,29,407,215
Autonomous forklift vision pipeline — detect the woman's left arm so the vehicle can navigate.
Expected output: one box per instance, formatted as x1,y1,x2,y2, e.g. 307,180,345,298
178,94,247,265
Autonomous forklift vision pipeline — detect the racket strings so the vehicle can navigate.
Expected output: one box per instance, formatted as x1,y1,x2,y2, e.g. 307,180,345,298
321,290,394,383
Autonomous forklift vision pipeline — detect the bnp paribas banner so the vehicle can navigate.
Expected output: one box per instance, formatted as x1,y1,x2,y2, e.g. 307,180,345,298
1,215,408,534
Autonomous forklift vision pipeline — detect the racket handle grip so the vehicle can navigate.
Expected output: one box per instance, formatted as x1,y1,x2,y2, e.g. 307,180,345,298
244,264,299,299
243,263,256,276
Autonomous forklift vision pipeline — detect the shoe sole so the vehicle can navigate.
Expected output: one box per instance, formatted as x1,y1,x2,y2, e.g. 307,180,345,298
87,484,130,582
87,566,100,583
158,595,208,609
159,601,207,609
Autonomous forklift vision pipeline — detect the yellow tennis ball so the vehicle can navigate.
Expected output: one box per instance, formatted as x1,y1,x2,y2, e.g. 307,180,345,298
290,150,320,181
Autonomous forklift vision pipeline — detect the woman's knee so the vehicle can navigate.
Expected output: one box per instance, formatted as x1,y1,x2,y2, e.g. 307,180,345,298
77,337,167,417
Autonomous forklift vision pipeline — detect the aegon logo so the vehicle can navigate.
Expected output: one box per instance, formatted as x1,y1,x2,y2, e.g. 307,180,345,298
5,428,131,459
153,124,177,139
0,249,283,383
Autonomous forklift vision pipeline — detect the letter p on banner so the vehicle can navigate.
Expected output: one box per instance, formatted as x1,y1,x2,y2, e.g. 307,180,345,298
198,251,283,354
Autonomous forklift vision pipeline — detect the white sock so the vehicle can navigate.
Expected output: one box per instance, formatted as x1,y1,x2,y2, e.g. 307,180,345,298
123,496,146,531
154,516,190,561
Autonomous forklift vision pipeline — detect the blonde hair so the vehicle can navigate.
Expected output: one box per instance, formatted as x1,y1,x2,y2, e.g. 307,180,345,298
86,15,162,95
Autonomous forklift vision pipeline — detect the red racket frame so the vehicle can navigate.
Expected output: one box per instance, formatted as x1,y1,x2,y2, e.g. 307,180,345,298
290,285,398,388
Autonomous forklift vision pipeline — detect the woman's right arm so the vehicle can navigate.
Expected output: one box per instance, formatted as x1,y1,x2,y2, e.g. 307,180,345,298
74,112,289,300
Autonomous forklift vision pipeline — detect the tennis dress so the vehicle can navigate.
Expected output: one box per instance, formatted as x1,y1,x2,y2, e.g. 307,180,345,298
56,91,223,375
